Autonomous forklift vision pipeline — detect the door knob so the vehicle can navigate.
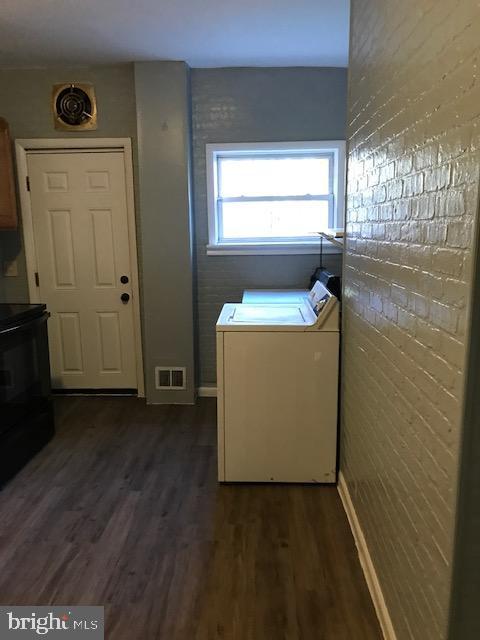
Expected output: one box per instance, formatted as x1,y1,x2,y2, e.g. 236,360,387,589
120,275,129,284
121,293,130,303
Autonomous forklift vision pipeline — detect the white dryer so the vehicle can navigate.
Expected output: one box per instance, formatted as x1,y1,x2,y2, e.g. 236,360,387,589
216,281,339,483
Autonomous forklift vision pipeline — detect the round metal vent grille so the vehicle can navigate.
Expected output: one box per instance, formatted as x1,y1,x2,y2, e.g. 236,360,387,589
55,85,93,126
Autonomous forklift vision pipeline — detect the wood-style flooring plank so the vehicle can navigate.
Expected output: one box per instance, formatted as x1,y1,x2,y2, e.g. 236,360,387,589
0,397,381,640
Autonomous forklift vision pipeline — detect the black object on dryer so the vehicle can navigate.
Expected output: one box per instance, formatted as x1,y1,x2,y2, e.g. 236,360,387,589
310,268,341,301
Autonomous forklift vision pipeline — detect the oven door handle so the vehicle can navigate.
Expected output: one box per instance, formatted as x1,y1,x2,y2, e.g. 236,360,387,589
0,311,50,336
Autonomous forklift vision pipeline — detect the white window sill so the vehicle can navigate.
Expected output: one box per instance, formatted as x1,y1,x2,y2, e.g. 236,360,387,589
206,242,343,256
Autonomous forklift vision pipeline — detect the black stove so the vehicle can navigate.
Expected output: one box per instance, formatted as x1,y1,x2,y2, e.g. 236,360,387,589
0,303,54,486
0,303,47,328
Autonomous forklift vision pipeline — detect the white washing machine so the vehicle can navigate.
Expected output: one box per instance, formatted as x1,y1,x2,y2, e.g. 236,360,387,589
216,281,339,483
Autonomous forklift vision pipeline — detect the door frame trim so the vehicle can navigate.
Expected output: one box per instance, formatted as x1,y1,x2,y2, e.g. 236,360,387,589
15,137,145,398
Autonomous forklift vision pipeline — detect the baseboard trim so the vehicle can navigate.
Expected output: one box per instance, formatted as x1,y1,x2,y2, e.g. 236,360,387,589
337,472,397,640
197,386,217,397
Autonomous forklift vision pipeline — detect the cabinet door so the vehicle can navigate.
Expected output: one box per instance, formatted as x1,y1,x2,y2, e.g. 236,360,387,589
0,118,17,229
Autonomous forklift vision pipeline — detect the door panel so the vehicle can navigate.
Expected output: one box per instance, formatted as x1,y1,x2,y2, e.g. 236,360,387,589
45,171,69,192
57,312,84,373
27,151,137,389
86,171,110,192
97,312,122,372
91,209,116,287
48,209,76,287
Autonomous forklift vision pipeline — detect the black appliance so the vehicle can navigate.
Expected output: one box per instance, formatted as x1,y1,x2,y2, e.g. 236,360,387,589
309,233,342,300
0,304,54,486
310,268,341,300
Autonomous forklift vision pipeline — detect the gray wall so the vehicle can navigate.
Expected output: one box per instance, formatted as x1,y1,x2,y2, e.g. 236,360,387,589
0,63,346,398
0,64,138,303
134,62,195,403
0,62,198,404
191,67,347,385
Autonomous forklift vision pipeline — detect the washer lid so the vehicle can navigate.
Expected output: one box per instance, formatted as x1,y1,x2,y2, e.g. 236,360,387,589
242,289,309,305
228,304,314,325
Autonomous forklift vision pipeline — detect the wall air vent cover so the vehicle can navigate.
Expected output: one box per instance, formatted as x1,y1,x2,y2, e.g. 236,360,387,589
155,367,186,390
52,83,97,131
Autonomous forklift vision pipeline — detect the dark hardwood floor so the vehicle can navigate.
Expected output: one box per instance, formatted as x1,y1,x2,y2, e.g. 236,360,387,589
0,397,381,639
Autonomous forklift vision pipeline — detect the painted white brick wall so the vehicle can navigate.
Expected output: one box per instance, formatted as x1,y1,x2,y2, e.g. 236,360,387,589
342,1,480,638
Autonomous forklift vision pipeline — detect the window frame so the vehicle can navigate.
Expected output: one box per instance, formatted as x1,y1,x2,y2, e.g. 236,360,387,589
206,140,345,256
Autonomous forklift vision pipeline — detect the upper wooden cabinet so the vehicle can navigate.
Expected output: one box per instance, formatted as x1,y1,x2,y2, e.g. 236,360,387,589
0,117,17,229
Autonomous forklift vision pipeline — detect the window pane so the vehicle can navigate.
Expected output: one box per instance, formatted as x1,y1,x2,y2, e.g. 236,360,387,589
218,155,330,197
221,200,329,240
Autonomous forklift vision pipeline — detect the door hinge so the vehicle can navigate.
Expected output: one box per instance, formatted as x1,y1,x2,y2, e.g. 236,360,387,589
34,272,40,287
26,176,30,191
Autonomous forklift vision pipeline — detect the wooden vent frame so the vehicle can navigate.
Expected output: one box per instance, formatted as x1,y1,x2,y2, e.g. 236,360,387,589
0,117,18,229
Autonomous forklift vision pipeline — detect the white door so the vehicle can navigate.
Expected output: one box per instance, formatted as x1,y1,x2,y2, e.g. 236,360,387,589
27,151,138,390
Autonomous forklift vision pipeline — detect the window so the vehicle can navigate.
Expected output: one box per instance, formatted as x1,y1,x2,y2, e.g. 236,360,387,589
206,141,345,255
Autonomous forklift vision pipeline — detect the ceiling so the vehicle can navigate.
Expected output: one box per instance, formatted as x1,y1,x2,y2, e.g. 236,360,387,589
0,0,350,68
